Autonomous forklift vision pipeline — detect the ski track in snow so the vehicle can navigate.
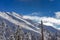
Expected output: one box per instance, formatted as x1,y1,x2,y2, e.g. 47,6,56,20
0,12,40,33
7,12,39,30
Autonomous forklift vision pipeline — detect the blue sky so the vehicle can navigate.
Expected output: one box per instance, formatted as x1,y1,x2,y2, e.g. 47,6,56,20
0,0,60,17
0,0,60,29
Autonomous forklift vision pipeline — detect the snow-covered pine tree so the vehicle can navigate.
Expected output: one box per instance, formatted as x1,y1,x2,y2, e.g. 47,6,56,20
0,21,6,40
25,32,31,40
14,25,24,40
55,32,57,40
48,32,52,40
9,34,15,40
31,34,35,40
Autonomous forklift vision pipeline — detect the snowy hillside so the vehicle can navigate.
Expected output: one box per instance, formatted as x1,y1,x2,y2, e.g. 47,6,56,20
0,12,39,33
0,12,60,40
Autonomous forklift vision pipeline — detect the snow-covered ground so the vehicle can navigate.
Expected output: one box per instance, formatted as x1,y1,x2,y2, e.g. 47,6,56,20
0,12,60,40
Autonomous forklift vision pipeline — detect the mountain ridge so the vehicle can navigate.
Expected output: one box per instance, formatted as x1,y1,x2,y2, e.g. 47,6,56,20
0,12,60,40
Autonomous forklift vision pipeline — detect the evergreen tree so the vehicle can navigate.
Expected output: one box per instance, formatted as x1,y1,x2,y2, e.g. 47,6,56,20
9,35,15,40
48,33,51,40
0,21,6,40
26,32,31,40
14,25,24,40
55,32,57,40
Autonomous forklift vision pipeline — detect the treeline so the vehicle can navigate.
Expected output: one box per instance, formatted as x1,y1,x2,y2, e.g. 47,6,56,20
0,21,60,40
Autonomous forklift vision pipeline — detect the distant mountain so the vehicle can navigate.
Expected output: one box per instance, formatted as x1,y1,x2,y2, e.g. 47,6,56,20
0,12,60,40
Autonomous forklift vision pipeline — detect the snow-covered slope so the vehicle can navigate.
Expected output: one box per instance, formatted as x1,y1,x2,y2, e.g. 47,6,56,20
0,12,40,33
0,12,60,40
0,12,59,33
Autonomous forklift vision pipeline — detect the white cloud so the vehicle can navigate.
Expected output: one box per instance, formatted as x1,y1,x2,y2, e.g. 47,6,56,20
31,12,40,16
55,12,60,18
26,12,41,16
23,11,60,30
0,11,60,30
23,16,60,30
0,12,40,33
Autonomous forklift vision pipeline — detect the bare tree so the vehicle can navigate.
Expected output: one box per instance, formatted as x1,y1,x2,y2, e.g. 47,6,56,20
41,21,44,40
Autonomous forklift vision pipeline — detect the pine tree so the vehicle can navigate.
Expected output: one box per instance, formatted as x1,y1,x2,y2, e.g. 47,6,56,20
14,25,24,40
9,34,15,40
26,32,31,40
48,32,51,40
55,32,57,40
0,21,6,40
